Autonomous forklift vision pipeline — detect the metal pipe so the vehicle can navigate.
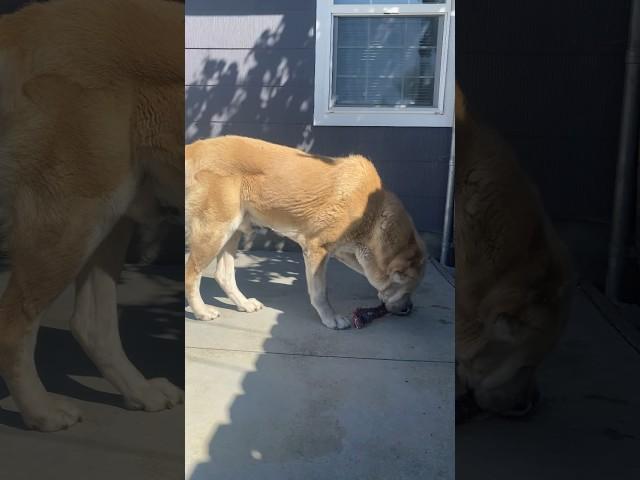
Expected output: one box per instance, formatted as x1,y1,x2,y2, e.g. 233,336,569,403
637,138,640,270
605,0,640,300
440,126,455,266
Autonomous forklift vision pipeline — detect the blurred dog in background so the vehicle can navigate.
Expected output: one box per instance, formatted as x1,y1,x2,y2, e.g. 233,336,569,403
0,0,184,431
455,84,573,421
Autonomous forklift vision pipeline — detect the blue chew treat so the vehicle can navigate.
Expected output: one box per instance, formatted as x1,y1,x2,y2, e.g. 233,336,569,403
352,304,387,329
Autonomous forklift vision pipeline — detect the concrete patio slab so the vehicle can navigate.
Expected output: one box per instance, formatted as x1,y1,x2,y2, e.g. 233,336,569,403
187,349,453,480
456,287,640,479
185,251,455,480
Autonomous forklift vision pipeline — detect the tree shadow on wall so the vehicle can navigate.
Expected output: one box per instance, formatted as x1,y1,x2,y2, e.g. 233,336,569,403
185,13,316,150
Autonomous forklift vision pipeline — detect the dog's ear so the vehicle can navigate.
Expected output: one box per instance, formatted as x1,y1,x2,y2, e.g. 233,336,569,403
492,312,525,343
477,286,529,343
387,256,410,282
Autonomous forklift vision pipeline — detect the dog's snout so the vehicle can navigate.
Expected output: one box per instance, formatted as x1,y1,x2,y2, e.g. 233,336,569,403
386,297,413,316
399,300,413,315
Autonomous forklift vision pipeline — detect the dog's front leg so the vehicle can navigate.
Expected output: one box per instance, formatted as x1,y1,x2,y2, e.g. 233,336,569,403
303,247,351,330
70,218,183,411
334,251,365,276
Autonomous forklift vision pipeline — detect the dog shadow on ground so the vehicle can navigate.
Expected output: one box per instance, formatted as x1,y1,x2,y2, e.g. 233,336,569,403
0,264,185,431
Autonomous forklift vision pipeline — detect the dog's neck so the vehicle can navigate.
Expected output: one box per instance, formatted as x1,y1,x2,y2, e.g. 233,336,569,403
366,191,422,268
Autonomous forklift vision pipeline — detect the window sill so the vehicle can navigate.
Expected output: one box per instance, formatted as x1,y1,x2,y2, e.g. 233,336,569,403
313,109,453,127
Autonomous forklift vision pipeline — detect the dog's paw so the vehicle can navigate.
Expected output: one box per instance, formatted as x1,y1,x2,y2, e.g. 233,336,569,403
148,378,184,407
322,314,352,330
124,378,184,412
238,298,264,313
193,305,220,321
24,396,82,432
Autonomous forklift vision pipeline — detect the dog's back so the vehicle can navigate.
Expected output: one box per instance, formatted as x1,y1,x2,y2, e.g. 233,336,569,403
186,135,383,239
0,0,182,95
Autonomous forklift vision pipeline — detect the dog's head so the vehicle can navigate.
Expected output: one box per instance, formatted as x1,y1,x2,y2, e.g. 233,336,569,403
457,282,571,419
378,242,426,315
372,194,427,316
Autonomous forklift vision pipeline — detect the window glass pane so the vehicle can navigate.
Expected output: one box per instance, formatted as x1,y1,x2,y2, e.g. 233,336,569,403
336,17,369,46
332,16,441,108
334,1,446,5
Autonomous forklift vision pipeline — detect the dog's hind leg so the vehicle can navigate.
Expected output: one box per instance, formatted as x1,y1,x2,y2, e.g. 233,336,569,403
70,218,183,412
0,204,101,431
0,277,83,431
185,223,233,321
214,231,264,313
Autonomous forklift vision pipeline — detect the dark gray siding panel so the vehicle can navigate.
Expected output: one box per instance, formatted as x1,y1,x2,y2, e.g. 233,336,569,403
457,0,630,223
185,0,451,233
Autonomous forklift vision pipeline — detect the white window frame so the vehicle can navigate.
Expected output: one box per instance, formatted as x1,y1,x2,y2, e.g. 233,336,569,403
314,0,455,127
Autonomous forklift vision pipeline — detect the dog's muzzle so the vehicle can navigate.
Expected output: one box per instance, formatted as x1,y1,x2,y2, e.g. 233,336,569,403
387,299,413,316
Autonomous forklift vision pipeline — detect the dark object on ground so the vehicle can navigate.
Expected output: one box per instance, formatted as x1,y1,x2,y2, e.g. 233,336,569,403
352,304,388,329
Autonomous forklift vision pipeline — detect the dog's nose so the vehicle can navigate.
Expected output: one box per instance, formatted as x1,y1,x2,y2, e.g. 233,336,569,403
390,300,413,316
400,301,413,315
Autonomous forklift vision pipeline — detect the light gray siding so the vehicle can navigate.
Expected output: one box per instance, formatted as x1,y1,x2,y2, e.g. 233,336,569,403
185,0,452,232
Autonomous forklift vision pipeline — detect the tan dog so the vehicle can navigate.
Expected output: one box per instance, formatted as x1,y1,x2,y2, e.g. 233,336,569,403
455,84,573,419
185,136,426,329
0,0,184,431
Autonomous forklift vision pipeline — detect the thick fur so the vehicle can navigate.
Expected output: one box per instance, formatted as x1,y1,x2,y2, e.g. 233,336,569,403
455,84,573,417
185,136,426,329
0,0,184,431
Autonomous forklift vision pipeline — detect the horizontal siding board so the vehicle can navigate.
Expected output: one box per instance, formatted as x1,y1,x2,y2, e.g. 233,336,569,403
507,137,617,222
186,13,314,49
185,48,314,87
186,0,315,15
402,196,446,233
376,162,450,199
457,53,624,139
457,0,629,55
185,84,314,124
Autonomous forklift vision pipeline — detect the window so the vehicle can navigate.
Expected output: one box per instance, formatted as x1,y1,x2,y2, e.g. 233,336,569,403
314,0,454,127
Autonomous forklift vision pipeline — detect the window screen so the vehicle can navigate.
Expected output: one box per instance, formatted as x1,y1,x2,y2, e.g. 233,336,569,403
334,1,445,5
332,15,441,108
